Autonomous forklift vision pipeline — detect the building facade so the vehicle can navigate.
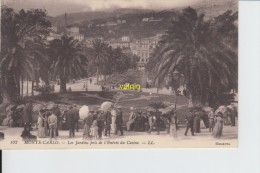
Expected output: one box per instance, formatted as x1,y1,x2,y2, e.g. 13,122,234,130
131,34,162,70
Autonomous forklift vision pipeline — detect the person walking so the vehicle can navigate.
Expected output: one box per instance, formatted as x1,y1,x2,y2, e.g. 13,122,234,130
148,110,162,135
208,109,215,132
115,107,124,136
48,113,58,139
37,109,47,138
212,112,224,138
230,106,237,126
193,111,201,133
83,111,93,139
54,106,61,136
66,106,79,138
104,110,112,136
97,111,105,139
90,119,98,139
110,107,117,134
126,107,136,131
184,110,195,136
170,114,178,139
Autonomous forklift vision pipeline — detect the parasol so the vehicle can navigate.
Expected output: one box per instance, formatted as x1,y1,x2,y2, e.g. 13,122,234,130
46,103,57,110
101,101,113,112
202,106,213,113
17,104,25,110
33,104,44,112
79,105,89,120
215,105,227,114
6,105,16,111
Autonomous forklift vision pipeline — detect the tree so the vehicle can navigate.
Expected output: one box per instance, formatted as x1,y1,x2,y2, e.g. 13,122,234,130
48,35,87,92
147,8,238,107
0,6,51,103
87,39,109,82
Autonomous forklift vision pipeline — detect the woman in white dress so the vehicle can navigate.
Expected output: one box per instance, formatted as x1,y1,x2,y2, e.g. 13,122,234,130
37,110,47,138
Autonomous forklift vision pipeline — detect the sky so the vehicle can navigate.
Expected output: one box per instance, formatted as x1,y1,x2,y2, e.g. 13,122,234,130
1,0,205,16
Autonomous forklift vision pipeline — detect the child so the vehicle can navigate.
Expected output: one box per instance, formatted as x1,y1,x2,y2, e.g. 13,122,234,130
90,120,98,139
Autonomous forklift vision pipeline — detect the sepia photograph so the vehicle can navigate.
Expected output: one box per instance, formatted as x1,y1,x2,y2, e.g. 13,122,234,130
0,0,238,149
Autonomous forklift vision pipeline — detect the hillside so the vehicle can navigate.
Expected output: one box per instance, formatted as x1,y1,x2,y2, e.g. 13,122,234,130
49,8,154,26
194,0,238,19
49,0,237,39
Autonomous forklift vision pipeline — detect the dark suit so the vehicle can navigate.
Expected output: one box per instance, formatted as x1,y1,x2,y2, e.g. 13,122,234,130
66,108,79,138
115,110,124,135
22,103,33,130
104,111,112,136
184,113,195,136
55,109,61,136
97,113,105,139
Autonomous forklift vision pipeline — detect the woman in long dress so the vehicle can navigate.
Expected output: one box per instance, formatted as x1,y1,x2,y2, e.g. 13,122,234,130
208,110,215,132
110,109,117,134
37,110,47,138
170,115,178,139
212,113,224,138
83,112,93,139
90,120,98,139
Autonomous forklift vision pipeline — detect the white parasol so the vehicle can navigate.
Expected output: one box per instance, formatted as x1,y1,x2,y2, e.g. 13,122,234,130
215,105,227,114
33,104,44,112
202,106,213,113
17,104,25,110
79,105,89,120
6,104,15,111
46,102,57,110
101,101,113,112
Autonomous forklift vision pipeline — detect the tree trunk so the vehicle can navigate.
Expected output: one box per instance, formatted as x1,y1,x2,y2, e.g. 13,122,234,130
60,78,67,93
21,77,24,98
1,73,18,104
2,87,12,104
26,78,29,96
31,81,34,96
96,67,99,83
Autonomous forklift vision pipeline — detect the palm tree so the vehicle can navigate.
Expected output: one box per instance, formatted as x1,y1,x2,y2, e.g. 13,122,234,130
147,8,238,107
87,39,109,83
48,35,87,92
0,6,50,103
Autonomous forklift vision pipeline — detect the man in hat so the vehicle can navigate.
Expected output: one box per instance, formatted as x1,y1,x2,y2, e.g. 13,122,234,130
104,108,112,136
115,106,124,136
97,109,105,139
48,112,58,139
66,105,79,138
184,110,195,136
54,105,61,136
126,107,136,131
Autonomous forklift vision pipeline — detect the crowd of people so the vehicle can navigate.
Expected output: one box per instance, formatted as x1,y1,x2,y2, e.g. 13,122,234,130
184,106,237,138
0,101,237,141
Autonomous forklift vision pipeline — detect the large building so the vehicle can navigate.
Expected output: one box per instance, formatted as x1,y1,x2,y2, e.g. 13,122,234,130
66,24,85,42
106,36,131,49
131,34,162,70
